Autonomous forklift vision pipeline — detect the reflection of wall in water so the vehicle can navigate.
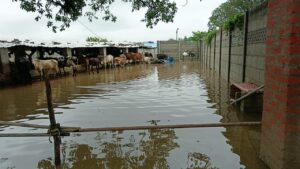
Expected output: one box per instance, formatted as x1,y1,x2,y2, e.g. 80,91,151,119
201,68,268,169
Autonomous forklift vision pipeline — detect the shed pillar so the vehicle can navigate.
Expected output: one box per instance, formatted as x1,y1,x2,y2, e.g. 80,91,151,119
0,48,10,74
260,1,300,169
67,48,72,57
103,47,107,56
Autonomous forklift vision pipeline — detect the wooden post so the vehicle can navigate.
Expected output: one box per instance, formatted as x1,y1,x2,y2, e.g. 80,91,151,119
43,70,61,167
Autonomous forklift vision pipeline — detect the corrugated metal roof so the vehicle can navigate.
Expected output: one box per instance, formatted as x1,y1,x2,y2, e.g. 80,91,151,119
0,40,139,48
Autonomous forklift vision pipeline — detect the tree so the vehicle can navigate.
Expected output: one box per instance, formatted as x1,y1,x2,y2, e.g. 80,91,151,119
86,36,108,42
13,0,177,32
190,31,208,41
208,0,267,30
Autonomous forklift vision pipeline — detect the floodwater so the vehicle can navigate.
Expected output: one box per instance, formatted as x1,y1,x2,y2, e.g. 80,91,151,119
0,62,269,169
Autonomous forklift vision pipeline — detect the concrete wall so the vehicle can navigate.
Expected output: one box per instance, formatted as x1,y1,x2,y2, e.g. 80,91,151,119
230,28,244,83
157,40,200,60
221,30,230,81
202,2,267,85
215,32,221,75
245,4,267,85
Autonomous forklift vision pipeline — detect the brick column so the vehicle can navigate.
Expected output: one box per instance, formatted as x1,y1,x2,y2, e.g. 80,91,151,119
260,1,300,169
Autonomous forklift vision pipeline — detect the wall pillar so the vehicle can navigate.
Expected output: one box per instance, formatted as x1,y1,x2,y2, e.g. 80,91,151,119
261,1,300,169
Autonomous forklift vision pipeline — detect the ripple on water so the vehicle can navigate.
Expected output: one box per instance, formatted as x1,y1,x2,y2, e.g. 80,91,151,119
0,63,268,169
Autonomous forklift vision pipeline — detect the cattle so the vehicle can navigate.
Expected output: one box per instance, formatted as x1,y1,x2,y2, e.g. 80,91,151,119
144,52,153,57
84,56,100,74
142,56,152,64
100,54,114,69
114,54,127,67
157,54,168,60
43,53,74,76
12,56,32,84
182,51,195,60
56,56,78,76
32,59,59,79
8,47,34,84
125,52,142,64
66,57,78,76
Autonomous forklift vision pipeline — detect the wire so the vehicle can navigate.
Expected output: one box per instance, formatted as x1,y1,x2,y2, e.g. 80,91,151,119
77,19,100,37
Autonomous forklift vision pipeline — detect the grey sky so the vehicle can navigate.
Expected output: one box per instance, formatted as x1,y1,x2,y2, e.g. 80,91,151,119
0,0,226,43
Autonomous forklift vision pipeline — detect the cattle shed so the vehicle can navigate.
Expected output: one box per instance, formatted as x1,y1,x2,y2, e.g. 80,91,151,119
0,39,139,84
138,46,157,57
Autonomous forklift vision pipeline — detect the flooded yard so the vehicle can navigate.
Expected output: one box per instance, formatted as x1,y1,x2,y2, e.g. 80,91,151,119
0,62,268,169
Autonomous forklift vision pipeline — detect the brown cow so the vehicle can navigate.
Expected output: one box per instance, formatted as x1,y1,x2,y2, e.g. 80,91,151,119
125,52,142,64
114,54,127,67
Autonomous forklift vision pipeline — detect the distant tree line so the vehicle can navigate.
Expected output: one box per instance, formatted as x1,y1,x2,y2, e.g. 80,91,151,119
86,36,108,43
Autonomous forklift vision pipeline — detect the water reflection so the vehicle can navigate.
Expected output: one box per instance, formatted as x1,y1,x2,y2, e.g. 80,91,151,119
0,65,155,122
37,127,219,169
0,62,268,169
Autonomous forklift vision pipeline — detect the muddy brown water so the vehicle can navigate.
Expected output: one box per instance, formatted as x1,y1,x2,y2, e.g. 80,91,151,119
0,62,269,169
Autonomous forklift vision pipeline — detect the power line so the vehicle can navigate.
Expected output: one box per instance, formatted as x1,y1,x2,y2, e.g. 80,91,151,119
77,19,100,37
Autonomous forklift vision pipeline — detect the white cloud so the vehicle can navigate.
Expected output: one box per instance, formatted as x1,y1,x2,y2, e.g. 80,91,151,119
0,0,226,43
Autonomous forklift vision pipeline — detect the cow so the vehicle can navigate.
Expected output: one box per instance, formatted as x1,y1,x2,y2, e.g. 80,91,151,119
32,59,59,80
83,55,100,74
125,52,142,64
100,54,114,69
114,54,127,67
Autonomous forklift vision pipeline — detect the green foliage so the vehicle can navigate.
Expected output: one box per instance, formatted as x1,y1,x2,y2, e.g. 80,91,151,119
86,36,108,42
182,31,207,42
205,30,217,45
13,0,177,32
223,13,244,32
191,31,208,41
208,0,267,30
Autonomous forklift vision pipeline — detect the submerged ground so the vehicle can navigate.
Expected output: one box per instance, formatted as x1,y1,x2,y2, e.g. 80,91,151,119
0,62,268,169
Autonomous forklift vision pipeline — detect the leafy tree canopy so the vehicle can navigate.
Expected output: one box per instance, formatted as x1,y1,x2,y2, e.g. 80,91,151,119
86,36,108,42
13,0,177,32
208,0,267,30
183,31,208,41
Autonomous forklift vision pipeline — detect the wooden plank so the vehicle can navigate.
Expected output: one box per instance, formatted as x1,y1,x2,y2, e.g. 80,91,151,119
230,85,264,105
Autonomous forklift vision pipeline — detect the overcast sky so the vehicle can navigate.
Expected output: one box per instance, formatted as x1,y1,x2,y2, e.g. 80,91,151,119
0,0,226,43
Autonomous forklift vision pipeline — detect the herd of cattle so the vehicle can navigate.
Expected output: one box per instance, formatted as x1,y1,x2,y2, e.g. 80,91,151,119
8,51,169,84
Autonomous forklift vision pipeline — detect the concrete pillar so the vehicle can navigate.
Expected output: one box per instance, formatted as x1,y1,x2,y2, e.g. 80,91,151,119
103,47,107,56
125,48,129,53
67,48,72,57
260,1,300,169
98,48,103,56
0,48,10,74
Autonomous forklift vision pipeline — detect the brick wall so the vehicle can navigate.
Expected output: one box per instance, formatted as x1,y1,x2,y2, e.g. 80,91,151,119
260,1,300,169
